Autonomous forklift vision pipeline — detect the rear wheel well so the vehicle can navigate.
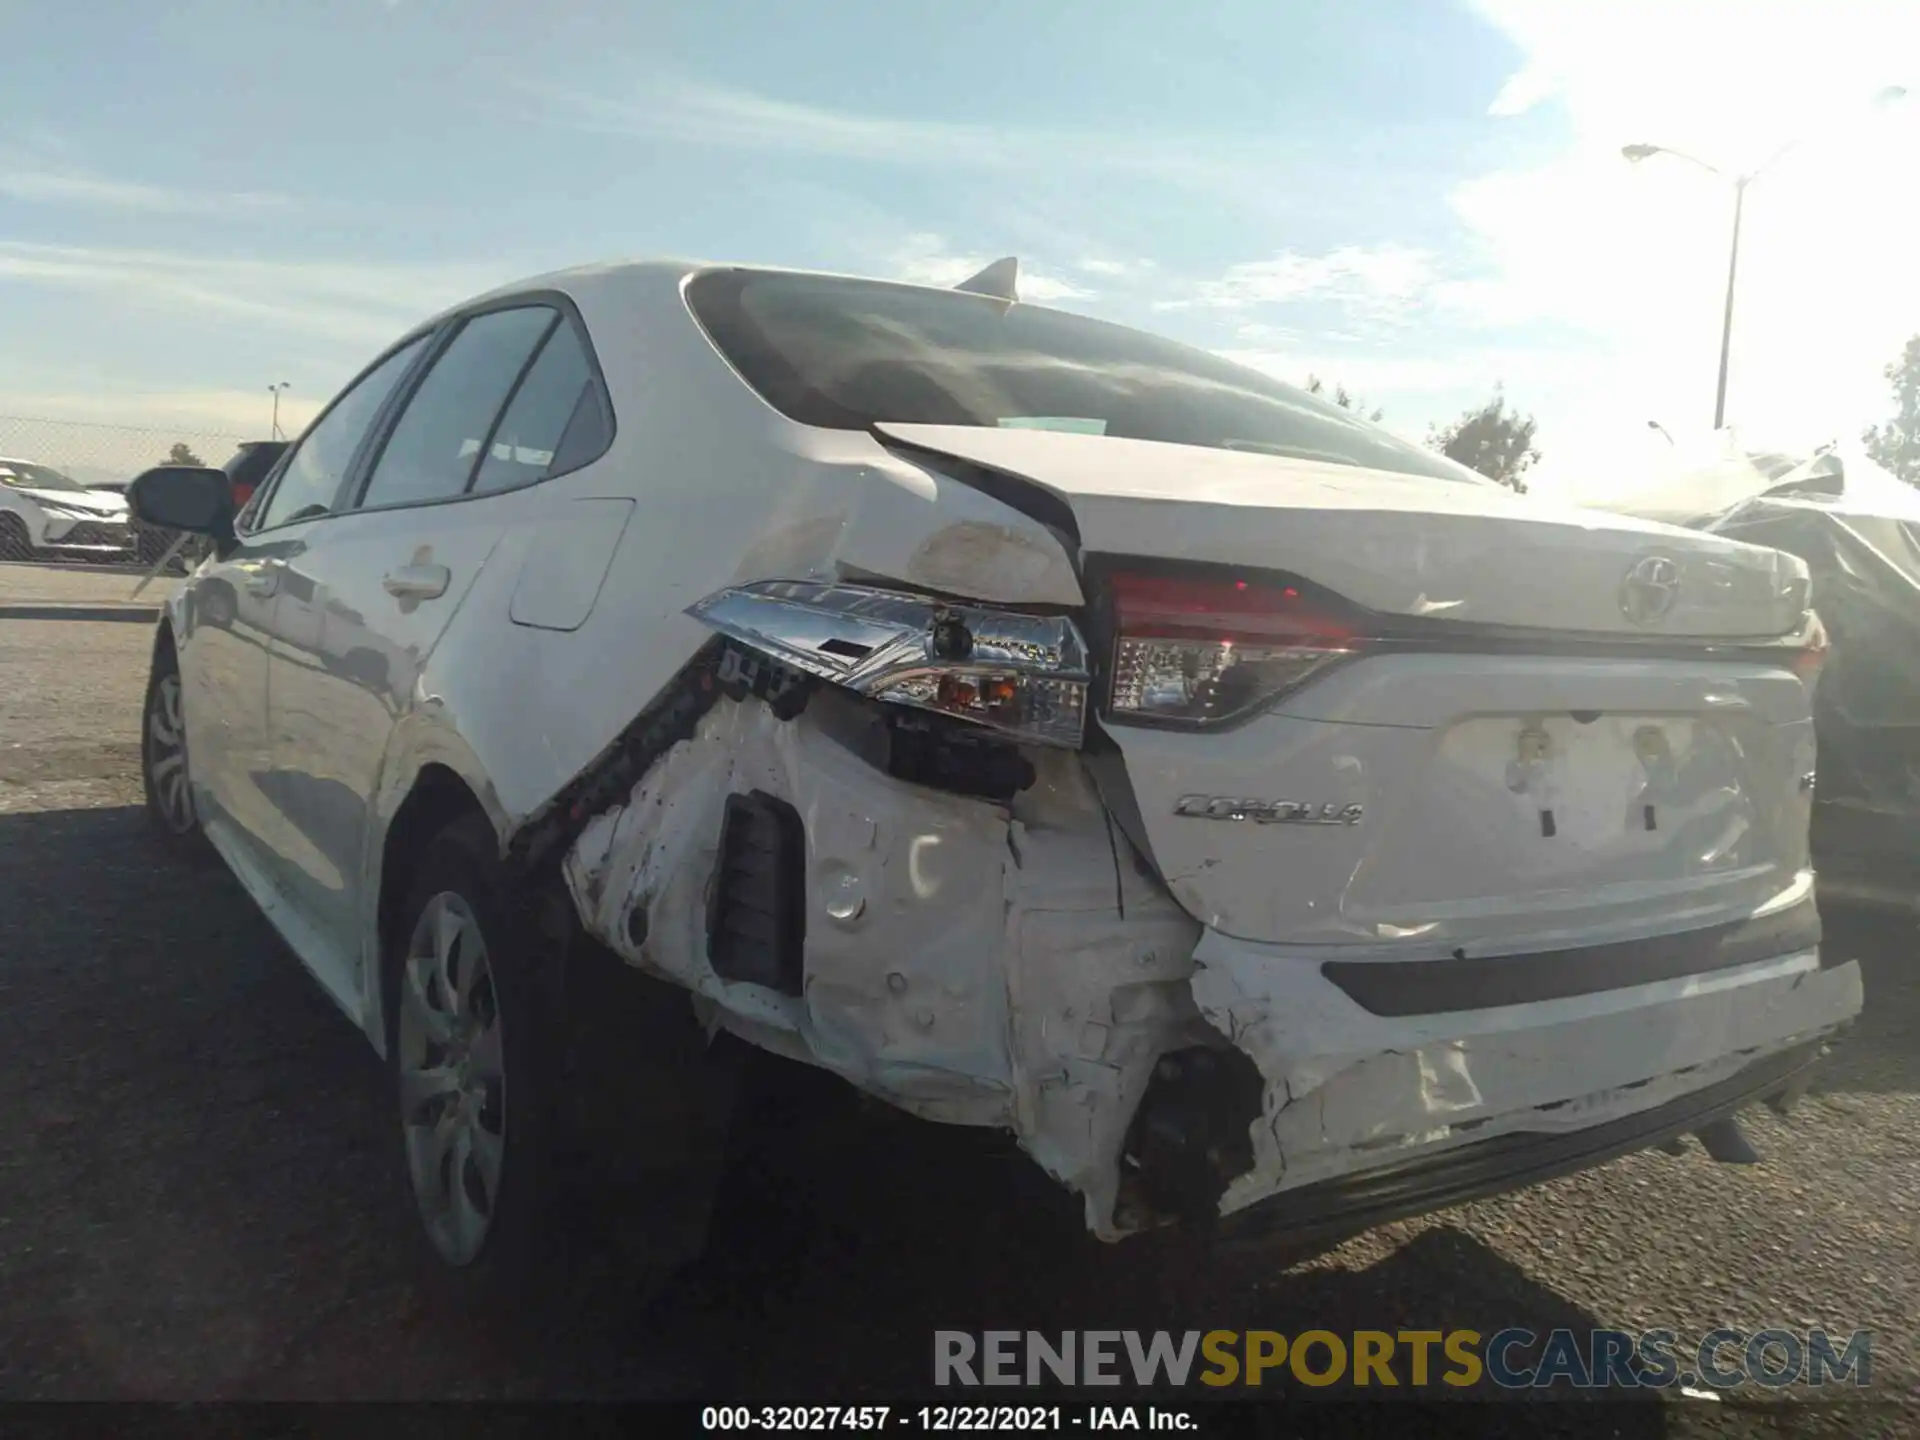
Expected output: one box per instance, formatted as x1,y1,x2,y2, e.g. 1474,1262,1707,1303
377,766,494,956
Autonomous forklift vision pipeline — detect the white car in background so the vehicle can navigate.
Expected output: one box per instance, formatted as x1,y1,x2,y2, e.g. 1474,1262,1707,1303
0,457,136,562
126,257,1862,1300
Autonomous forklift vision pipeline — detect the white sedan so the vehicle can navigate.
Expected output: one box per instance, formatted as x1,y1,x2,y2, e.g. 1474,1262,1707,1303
126,258,1862,1298
0,457,136,561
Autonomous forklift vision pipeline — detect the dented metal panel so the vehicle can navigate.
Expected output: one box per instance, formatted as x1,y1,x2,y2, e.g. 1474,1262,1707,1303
557,681,1861,1240
560,688,1207,1234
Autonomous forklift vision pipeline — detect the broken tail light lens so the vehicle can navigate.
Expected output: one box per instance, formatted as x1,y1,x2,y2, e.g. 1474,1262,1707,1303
1107,570,1366,727
686,581,1092,748
871,668,1088,747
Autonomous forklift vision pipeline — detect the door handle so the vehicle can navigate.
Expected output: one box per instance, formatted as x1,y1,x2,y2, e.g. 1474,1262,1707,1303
383,563,451,600
243,561,281,598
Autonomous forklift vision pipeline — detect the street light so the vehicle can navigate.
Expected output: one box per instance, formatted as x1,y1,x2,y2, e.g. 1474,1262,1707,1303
267,382,291,440
1622,84,1907,431
1647,419,1676,447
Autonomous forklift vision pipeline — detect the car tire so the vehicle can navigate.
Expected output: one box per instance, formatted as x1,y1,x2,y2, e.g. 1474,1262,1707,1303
140,642,205,852
385,815,573,1308
0,513,34,562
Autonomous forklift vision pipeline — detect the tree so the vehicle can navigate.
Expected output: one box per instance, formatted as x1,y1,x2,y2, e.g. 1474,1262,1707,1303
1304,374,1384,423
1429,387,1539,493
1862,335,1920,484
167,442,204,466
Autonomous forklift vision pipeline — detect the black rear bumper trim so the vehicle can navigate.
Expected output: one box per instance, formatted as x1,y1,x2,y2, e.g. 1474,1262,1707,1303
1322,897,1821,1017
1215,1038,1824,1250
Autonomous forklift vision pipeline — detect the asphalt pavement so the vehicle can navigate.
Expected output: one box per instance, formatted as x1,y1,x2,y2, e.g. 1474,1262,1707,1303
0,561,177,622
1,614,1915,1430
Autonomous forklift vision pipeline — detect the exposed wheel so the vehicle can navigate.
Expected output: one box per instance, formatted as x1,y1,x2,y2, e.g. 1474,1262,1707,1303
386,816,567,1303
0,513,33,562
140,644,201,847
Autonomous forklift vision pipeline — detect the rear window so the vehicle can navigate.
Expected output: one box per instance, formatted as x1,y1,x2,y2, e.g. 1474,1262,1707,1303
686,269,1488,487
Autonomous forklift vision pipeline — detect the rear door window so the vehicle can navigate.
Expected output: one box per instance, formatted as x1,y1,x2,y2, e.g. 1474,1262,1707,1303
356,306,559,510
470,319,611,494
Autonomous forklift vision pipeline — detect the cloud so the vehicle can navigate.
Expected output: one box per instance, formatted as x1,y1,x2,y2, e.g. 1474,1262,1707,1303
1486,63,1562,119
515,74,1011,167
0,240,509,346
884,234,1095,303
0,388,327,480
1220,346,1526,399
1447,0,1920,469
1170,245,1435,314
0,161,294,215
1076,257,1156,278
507,73,1309,199
0,387,323,437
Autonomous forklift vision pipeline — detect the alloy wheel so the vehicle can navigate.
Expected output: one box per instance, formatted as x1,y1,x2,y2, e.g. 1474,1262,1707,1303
397,892,507,1267
144,672,195,834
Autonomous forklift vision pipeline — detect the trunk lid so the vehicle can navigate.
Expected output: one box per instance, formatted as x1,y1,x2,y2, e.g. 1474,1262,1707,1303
879,423,1821,953
875,423,1811,639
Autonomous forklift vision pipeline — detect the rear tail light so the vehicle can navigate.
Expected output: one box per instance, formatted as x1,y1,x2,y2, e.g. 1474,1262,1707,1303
1107,570,1367,727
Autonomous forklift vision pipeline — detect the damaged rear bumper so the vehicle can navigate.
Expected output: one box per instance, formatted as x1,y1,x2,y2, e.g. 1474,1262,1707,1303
1214,1035,1830,1251
550,666,1864,1246
1188,925,1861,1224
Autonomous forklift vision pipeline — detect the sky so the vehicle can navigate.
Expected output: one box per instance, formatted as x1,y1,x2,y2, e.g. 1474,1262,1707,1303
2,0,1917,497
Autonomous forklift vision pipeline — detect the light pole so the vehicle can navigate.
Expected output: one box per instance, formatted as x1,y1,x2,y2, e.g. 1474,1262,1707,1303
1623,85,1906,431
1647,419,1676,447
268,382,291,440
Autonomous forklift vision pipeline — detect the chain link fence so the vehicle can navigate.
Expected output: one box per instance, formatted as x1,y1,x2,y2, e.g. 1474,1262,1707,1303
0,417,259,596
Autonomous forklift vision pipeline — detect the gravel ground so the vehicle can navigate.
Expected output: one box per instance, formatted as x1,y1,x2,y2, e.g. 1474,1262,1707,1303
1,616,1915,1433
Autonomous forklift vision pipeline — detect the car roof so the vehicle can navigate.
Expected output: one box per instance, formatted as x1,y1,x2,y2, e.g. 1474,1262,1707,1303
407,258,1042,339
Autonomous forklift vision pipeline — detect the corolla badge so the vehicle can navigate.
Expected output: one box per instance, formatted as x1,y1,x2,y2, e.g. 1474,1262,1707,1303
1620,554,1682,625
1174,795,1364,826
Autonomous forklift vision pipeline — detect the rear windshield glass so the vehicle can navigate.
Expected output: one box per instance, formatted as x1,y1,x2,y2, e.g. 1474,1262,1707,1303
686,269,1488,487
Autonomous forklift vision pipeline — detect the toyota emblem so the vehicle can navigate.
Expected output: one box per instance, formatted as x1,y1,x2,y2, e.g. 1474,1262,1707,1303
1620,555,1682,625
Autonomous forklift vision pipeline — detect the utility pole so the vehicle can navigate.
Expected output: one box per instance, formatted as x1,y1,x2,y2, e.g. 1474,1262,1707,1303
1623,85,1905,430
1712,179,1746,432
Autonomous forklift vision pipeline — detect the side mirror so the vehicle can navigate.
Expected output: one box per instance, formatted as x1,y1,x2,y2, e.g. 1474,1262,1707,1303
126,465,236,541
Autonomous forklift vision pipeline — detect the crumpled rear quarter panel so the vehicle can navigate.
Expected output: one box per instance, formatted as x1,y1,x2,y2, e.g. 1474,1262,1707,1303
562,690,1202,1234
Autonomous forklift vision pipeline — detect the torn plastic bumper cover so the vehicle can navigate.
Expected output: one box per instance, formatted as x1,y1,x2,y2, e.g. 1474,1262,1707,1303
547,579,1864,1241
1213,1036,1828,1252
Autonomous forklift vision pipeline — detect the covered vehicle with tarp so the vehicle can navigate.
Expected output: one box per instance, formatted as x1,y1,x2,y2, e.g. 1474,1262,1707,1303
1608,444,1920,911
